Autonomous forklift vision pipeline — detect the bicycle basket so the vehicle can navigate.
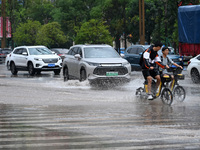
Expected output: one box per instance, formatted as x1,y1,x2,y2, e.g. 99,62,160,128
175,74,185,80
167,67,182,75
161,75,172,82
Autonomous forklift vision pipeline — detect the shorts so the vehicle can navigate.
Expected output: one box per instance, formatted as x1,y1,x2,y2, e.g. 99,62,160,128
142,69,160,79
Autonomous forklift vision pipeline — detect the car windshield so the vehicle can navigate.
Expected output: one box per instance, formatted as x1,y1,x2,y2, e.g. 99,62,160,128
52,50,61,54
0,49,12,54
52,49,69,54
29,47,53,55
84,47,120,58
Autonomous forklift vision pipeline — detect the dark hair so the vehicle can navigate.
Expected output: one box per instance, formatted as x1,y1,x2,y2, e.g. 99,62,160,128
154,41,163,47
162,46,170,52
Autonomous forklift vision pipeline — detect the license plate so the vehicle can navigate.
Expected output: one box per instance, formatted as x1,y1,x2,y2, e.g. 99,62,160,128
48,64,55,67
106,72,118,76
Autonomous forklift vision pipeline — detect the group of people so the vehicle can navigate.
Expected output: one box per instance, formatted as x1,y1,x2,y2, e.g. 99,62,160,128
140,42,183,100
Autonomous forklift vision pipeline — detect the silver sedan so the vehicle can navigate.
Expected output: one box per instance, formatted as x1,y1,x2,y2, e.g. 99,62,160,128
62,45,131,84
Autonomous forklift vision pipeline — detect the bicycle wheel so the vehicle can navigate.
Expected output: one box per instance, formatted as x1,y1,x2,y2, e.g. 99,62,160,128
173,86,186,102
161,88,173,105
135,87,144,97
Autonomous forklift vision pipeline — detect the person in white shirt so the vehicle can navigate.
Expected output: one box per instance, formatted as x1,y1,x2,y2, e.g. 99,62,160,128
160,47,183,87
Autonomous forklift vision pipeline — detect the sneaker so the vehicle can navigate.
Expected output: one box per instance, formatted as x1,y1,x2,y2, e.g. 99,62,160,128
147,94,154,100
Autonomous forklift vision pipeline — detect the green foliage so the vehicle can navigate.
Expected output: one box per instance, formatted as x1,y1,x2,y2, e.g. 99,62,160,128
13,20,41,46
23,0,54,24
75,19,113,45
9,0,200,49
36,22,67,48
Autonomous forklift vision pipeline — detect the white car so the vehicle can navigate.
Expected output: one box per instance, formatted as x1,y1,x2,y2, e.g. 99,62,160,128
62,45,131,84
5,53,11,70
8,46,62,75
187,54,200,83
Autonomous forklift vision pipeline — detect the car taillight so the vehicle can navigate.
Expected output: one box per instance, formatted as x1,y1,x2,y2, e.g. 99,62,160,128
188,61,191,65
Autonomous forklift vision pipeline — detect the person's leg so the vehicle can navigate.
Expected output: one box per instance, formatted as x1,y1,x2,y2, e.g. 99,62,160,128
150,69,161,92
147,76,152,94
155,75,161,90
170,75,174,88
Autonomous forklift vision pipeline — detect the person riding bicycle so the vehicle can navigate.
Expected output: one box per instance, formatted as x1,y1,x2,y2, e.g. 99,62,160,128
159,47,183,88
141,42,168,100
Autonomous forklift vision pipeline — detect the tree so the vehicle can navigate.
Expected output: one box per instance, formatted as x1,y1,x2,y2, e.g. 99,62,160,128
75,19,113,45
36,22,67,48
52,0,96,42
13,20,41,46
23,0,54,24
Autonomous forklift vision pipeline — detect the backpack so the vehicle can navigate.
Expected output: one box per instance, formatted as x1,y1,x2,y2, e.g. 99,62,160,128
139,51,145,66
139,48,149,67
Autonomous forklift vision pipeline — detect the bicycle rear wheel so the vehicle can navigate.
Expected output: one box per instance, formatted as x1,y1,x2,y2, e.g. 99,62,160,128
161,88,173,105
173,86,186,102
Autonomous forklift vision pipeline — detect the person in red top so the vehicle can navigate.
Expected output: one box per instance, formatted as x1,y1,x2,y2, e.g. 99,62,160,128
141,42,169,100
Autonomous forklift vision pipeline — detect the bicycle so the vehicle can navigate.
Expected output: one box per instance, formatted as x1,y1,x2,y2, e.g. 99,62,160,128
167,67,186,102
136,70,173,105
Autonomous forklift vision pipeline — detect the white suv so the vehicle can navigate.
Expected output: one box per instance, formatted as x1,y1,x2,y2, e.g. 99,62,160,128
63,45,131,84
8,46,62,75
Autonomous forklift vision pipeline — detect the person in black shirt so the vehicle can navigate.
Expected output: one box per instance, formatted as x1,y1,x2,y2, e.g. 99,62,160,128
141,42,168,100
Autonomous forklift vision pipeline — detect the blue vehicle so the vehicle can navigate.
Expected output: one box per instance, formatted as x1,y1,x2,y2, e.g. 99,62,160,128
124,45,183,71
123,45,150,70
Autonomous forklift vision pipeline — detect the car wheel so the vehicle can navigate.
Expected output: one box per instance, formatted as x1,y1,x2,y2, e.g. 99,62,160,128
54,69,61,75
7,61,10,70
10,62,18,75
28,62,35,76
191,68,200,83
80,69,86,82
63,67,69,82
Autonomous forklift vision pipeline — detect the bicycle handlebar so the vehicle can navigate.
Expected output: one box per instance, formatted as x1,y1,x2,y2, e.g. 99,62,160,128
167,66,183,75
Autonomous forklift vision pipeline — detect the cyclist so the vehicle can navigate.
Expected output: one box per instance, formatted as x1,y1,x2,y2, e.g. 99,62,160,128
159,47,183,87
141,42,169,100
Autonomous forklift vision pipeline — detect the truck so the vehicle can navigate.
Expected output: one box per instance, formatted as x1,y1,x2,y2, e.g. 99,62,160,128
178,5,200,65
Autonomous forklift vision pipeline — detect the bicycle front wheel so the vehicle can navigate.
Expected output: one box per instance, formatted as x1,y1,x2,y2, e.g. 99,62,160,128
173,86,186,102
161,88,173,105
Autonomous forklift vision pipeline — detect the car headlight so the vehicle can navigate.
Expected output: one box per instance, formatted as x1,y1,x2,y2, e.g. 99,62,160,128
122,61,130,66
87,62,100,66
34,58,42,61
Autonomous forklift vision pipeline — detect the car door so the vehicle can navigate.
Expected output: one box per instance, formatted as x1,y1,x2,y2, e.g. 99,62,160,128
136,47,145,65
66,47,77,77
12,48,23,66
18,48,28,67
125,47,138,65
73,47,82,78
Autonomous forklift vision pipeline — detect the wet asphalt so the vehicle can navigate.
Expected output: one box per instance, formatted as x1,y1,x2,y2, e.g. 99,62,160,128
0,64,200,149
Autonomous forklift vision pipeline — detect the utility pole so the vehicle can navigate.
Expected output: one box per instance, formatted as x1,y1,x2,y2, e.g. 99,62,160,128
139,0,145,45
1,0,6,48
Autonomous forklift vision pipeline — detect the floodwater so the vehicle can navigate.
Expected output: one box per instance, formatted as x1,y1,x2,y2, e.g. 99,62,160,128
0,64,200,149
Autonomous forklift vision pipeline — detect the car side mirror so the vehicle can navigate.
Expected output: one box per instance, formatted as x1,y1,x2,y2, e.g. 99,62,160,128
52,51,56,55
22,52,28,56
74,54,81,59
139,52,143,56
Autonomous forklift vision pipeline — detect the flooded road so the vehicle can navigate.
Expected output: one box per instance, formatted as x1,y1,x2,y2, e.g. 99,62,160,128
0,64,200,149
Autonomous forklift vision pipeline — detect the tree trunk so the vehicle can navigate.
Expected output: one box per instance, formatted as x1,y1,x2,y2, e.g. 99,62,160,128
164,0,168,46
115,34,121,53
